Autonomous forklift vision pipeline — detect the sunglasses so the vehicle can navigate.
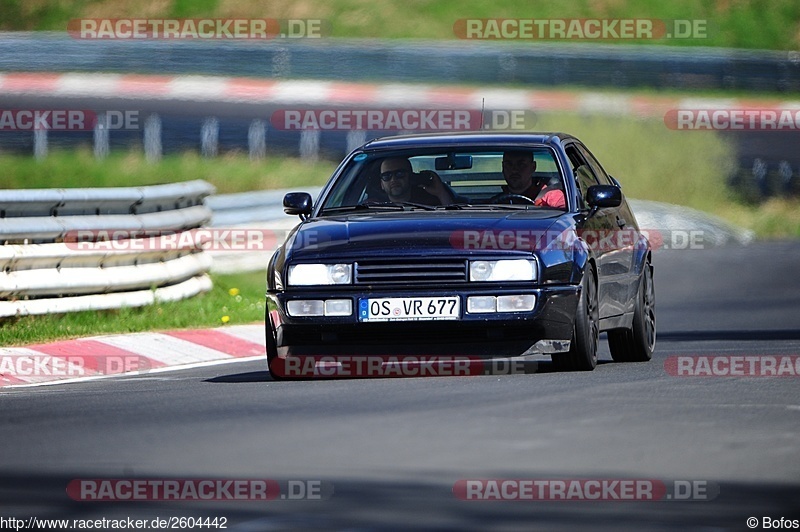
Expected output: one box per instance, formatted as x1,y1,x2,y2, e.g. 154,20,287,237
380,170,409,181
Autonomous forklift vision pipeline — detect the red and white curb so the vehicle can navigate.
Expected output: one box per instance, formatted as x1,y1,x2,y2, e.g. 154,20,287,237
1,72,797,118
0,324,266,388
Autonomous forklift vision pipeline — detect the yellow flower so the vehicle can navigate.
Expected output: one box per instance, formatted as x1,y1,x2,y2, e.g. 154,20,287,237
228,288,240,297
221,315,230,324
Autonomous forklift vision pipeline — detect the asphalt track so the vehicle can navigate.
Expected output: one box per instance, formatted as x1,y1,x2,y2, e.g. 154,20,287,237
1,241,799,531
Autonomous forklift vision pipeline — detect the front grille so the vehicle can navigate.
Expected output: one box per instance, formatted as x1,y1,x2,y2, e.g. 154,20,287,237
354,259,468,285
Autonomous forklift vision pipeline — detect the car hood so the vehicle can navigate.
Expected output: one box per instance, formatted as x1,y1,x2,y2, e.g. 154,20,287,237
283,210,570,261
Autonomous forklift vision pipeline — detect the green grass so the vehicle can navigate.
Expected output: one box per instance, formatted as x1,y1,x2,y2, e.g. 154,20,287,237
0,271,267,346
1,0,799,50
722,198,800,238
0,149,336,193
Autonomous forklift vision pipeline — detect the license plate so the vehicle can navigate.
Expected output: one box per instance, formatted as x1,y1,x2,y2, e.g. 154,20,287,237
358,297,460,322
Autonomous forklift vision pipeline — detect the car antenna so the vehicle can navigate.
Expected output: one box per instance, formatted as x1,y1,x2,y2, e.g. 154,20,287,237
480,98,485,130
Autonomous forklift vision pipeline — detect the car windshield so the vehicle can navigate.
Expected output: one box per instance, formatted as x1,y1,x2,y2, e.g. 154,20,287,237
318,147,566,212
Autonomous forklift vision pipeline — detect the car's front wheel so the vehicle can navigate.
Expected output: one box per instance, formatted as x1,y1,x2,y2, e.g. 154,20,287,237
265,311,289,381
608,261,655,362
552,264,599,371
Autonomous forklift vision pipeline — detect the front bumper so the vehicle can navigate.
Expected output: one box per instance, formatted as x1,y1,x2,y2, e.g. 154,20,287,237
266,285,580,358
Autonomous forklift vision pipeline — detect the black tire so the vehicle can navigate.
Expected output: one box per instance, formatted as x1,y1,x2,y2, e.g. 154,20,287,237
608,261,655,362
265,312,288,381
552,264,599,371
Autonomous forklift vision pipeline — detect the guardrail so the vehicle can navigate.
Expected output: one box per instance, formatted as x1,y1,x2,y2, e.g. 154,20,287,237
206,189,313,227
0,180,215,317
204,187,321,274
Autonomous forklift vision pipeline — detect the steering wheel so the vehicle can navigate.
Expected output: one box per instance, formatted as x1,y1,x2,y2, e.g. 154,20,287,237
492,193,536,205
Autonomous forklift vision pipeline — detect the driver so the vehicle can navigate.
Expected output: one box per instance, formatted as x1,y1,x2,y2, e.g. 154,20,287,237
493,150,566,208
379,157,458,205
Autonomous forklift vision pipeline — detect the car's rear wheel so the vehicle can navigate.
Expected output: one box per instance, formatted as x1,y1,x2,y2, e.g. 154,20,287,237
552,264,599,371
608,261,655,362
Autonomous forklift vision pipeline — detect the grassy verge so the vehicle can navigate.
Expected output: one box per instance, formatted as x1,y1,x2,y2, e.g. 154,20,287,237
0,271,267,346
721,199,800,238
0,149,336,192
2,0,799,50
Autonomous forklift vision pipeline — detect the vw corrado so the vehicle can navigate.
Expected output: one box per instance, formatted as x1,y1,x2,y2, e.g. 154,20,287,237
266,132,655,378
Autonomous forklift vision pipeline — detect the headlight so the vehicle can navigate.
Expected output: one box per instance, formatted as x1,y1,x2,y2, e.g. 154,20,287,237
287,263,353,286
469,259,536,282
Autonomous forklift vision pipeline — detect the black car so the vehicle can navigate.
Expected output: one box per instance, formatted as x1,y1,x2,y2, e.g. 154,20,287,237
266,132,655,378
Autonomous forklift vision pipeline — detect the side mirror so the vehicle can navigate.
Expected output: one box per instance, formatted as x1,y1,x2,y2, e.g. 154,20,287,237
586,185,622,209
283,192,313,219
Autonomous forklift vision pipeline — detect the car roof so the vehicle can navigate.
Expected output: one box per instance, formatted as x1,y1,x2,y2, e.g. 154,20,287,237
361,131,577,151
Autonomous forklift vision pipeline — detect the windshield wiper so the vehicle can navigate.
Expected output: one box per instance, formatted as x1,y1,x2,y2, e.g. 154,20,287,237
436,203,472,210
458,204,535,210
320,204,401,214
389,201,437,211
320,201,436,214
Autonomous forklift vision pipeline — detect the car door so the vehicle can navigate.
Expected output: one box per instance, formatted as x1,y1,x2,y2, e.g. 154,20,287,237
577,142,640,307
564,142,625,320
